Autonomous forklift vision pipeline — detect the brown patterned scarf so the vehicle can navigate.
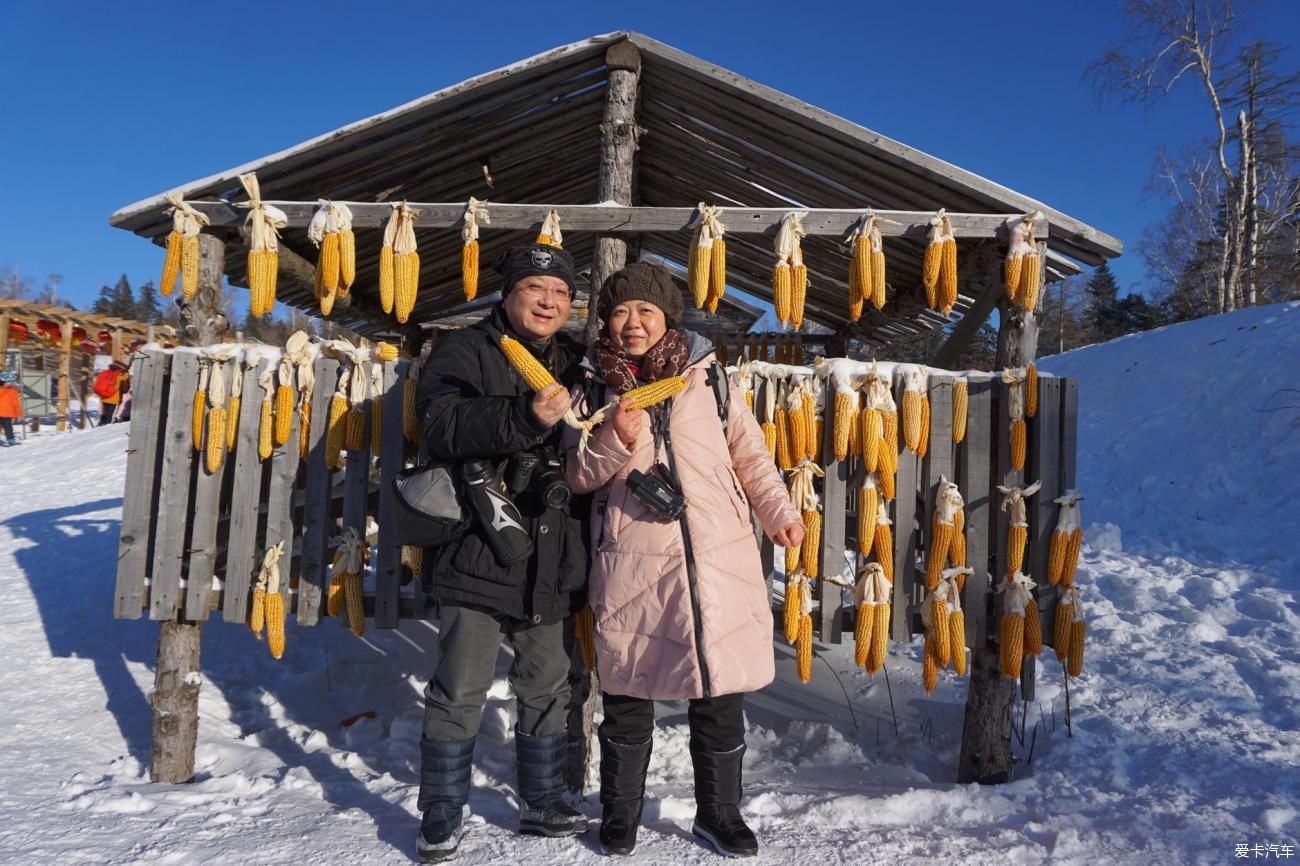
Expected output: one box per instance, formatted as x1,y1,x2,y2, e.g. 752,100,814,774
595,329,690,393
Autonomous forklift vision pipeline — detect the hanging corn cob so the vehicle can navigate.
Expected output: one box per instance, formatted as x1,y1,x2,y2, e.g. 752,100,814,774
923,586,952,676
952,378,969,443
344,355,368,453
949,500,967,568
801,378,819,461
404,358,423,444
788,461,824,578
256,360,275,460
225,356,243,452
759,374,778,458
192,362,210,453
997,571,1035,679
1053,587,1074,663
941,568,973,675
848,223,867,322
783,570,807,645
1023,592,1043,657
1004,215,1032,304
461,197,489,301
248,541,286,659
783,383,808,464
873,499,894,583
901,366,928,454
237,173,286,318
308,200,345,314
922,209,954,311
938,211,958,315
274,349,296,447
328,527,370,637
1002,367,1028,471
536,209,564,248
862,369,892,474
391,202,421,324
1059,585,1087,676
574,606,597,672
688,204,728,311
829,370,856,462
287,335,319,464
160,193,209,299
1016,213,1044,312
857,474,880,557
925,477,964,590
998,481,1040,577
861,562,893,675
791,229,808,330
868,219,887,310
774,397,793,472
772,212,807,327
1025,362,1038,419
324,361,350,471
852,563,885,667
917,392,932,458
379,205,397,314
203,352,236,474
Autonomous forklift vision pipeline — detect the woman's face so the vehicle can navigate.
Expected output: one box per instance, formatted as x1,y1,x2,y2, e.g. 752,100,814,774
606,300,667,359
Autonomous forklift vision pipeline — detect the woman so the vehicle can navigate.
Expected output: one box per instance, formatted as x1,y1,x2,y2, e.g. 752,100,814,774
566,263,804,858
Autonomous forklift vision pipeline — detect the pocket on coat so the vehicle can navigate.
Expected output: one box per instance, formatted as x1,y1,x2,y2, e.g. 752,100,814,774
714,465,750,525
556,514,589,593
448,532,527,589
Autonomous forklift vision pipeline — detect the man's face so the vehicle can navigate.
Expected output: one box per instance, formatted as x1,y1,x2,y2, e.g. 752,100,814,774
502,274,572,340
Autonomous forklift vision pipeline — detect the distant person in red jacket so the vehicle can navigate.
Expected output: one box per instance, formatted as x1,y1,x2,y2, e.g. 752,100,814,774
0,370,21,446
93,361,130,426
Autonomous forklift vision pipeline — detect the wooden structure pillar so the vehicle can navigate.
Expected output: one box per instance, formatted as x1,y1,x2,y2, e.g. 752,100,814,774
150,230,225,785
57,321,73,432
583,42,641,345
0,313,10,368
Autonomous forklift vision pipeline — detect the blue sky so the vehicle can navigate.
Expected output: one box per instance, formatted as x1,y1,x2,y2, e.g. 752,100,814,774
2,0,1296,312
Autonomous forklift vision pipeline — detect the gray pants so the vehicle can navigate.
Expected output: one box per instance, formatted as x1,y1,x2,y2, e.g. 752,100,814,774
423,605,571,741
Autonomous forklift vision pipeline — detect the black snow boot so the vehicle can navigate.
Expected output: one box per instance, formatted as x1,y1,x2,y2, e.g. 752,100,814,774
416,737,475,863
690,743,758,858
515,731,589,837
597,736,653,856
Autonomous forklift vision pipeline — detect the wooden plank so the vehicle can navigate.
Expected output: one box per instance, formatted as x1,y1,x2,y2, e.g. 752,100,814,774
183,357,234,621
222,356,270,623
114,349,169,619
182,199,1049,238
265,375,301,619
890,379,921,642
1022,376,1062,701
149,351,199,621
1060,378,1079,489
923,376,955,540
340,367,373,628
818,397,847,644
373,360,406,629
57,321,72,432
297,355,339,626
958,378,994,646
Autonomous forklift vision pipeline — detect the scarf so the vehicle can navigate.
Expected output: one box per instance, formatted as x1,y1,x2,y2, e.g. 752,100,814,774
595,329,690,393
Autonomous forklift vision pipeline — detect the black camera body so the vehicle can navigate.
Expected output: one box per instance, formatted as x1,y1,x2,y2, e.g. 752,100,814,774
506,449,571,510
626,465,686,521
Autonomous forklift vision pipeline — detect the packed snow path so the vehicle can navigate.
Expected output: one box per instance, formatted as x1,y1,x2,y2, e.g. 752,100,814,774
0,303,1296,863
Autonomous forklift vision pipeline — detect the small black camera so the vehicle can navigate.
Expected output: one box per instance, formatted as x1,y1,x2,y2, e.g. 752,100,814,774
506,449,571,510
626,465,686,521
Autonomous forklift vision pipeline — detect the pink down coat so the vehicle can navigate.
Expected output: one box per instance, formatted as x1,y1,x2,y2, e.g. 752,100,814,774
566,350,800,701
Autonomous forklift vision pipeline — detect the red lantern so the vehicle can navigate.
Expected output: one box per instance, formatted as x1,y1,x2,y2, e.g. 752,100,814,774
36,319,61,341
7,321,29,342
79,340,102,354
128,339,148,352
97,330,112,343
71,326,87,342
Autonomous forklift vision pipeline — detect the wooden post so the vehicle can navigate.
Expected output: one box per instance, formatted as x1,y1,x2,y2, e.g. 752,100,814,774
57,320,72,432
583,41,641,346
0,313,10,368
150,230,225,785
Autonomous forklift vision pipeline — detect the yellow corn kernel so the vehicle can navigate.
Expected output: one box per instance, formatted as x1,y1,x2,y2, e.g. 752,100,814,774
796,614,813,683
689,238,711,309
192,390,207,453
500,335,556,392
1024,598,1043,656
299,401,312,463
949,509,967,567
801,394,816,460
225,395,240,452
850,237,870,319
247,249,277,318
370,399,383,458
325,395,348,471
902,391,922,453
205,406,227,473
939,238,957,316
773,264,792,324
952,379,969,443
862,408,883,473
623,376,688,410
404,377,419,443
161,231,182,297
339,228,355,293
916,396,931,459
774,408,793,470
258,399,273,460
181,234,200,301
874,523,894,583
1019,253,1041,312
1053,602,1073,663
761,421,777,458
791,263,807,330
848,400,862,456
274,384,294,446
812,419,823,463
265,591,285,659
783,576,801,645
871,248,886,310
878,453,896,501
319,232,340,294
785,406,807,464
326,571,345,618
859,488,879,557
344,571,365,636
1011,418,1026,471
999,612,1024,679
866,602,890,674
376,342,399,363
379,245,395,314
801,510,821,578
708,238,726,311
1026,363,1039,419
247,586,265,637
949,609,967,675
1067,620,1086,677
922,242,941,307
1004,254,1023,301
854,603,872,667
833,393,853,461
923,633,939,693
462,240,479,301
1063,527,1083,587
1007,524,1028,577
882,410,899,455
784,545,801,588
575,606,597,672
1048,529,1068,586
404,545,423,581
927,522,953,591
394,251,419,324
345,405,365,452
930,597,951,667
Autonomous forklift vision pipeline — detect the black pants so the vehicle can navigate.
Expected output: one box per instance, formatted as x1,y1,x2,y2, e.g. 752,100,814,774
99,404,116,426
600,692,746,751
0,418,12,440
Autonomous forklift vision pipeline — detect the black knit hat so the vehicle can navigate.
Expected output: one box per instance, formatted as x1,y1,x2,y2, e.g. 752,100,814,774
597,263,685,327
492,243,578,297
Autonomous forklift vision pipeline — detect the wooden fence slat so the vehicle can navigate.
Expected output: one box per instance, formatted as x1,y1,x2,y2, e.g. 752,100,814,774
222,357,269,623
1060,379,1078,489
184,357,234,621
1022,376,1062,701
374,359,406,629
818,393,846,644
265,372,301,616
114,349,169,619
149,351,200,621
958,378,994,646
297,355,339,626
340,365,373,629
923,375,955,550
891,379,921,641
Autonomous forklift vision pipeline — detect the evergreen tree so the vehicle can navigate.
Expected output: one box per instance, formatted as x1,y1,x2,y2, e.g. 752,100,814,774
91,284,115,315
1084,262,1125,342
110,274,136,319
135,280,162,324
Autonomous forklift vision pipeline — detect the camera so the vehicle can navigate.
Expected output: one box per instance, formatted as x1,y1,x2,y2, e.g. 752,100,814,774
626,465,686,521
506,449,571,510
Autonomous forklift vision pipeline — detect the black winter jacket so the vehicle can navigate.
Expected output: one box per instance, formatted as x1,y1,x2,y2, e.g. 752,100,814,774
414,306,588,623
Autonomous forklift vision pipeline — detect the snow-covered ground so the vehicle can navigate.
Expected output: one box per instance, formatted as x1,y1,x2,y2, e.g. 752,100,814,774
0,303,1297,864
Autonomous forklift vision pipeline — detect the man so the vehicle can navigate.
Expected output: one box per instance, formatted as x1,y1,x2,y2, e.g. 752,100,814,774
413,243,589,862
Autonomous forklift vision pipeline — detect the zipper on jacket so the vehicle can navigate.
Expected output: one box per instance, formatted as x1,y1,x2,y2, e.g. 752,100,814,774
657,405,712,698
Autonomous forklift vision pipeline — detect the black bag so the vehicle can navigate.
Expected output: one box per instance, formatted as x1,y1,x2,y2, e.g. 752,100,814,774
391,464,471,548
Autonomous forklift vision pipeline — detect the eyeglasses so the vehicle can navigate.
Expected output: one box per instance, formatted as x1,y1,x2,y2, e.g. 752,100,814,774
515,283,572,301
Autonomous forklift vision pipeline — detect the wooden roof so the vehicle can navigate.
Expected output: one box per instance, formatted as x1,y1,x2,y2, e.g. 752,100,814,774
110,32,1121,342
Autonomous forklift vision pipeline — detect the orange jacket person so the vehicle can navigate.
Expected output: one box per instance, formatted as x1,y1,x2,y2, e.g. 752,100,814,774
0,370,21,446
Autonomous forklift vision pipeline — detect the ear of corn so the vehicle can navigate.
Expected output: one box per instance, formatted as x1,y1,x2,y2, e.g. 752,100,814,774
854,602,873,667
339,228,355,292
325,395,348,471
258,399,273,460
949,508,967,567
205,406,227,473
181,234,200,301
812,418,823,463
326,570,345,618
922,242,941,305
225,395,240,451
796,614,813,683
783,576,801,645
689,235,711,309
344,571,365,636
858,486,879,557
1063,527,1083,587
462,240,479,301
848,399,862,456
161,231,182,297
832,393,853,462
774,408,793,470
917,396,931,459
801,392,816,461
1026,363,1039,419
319,232,340,294
500,335,556,392
1024,599,1043,656
345,406,366,452
902,390,922,453
929,597,951,666
707,238,727,312
1019,252,1041,312
1048,529,1068,586
949,609,967,675
791,263,807,330
1007,524,1028,577
575,606,597,672
379,245,395,314
1067,620,1086,677
1053,601,1073,663
801,510,821,578
785,405,807,464
874,524,894,583
1010,417,1027,471
623,376,688,410
394,251,419,324
939,238,958,315
773,264,792,324
999,612,1024,679
866,602,890,674
882,410,899,455
922,633,939,693
952,380,969,443
871,247,886,309
192,390,207,453
784,545,801,588
761,421,777,457
1005,254,1023,301
927,521,954,591
247,586,266,636
248,249,277,318
861,408,883,472
274,385,294,446
299,400,312,463
878,445,897,500
265,591,285,659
